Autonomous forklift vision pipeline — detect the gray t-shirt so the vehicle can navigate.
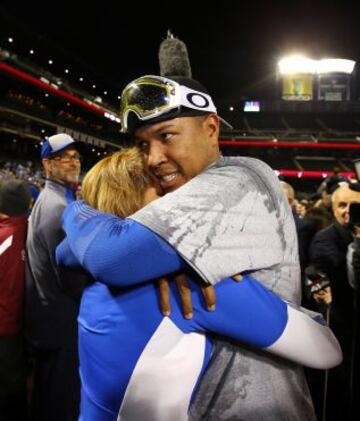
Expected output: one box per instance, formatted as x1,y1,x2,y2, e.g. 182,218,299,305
131,156,316,420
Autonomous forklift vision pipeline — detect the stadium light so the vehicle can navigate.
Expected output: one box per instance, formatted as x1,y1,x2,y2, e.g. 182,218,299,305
8,38,13,43
278,55,316,74
317,59,355,74
279,55,356,74
65,69,69,73
29,49,34,54
48,60,53,65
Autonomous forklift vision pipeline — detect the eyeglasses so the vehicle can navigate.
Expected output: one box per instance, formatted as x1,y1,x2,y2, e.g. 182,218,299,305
119,75,217,133
50,155,82,163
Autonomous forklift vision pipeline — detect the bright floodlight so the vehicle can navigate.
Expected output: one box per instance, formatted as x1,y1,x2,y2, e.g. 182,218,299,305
279,55,356,75
317,59,355,74
278,56,317,74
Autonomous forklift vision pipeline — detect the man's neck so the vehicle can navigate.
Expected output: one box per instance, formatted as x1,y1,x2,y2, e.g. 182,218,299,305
47,177,76,190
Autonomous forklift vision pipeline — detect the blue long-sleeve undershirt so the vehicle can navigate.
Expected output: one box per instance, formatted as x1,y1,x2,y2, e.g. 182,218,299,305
57,201,186,287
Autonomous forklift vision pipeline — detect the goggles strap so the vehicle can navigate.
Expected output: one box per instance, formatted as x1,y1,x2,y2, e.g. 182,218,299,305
180,85,217,113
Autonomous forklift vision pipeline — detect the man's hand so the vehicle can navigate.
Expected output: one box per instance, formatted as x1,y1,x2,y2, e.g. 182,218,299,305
158,273,243,319
158,277,171,316
158,274,216,319
313,286,332,305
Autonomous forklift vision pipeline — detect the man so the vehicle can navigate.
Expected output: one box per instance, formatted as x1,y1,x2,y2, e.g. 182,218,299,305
25,133,85,421
280,181,314,273
0,180,31,421
59,75,316,420
310,184,360,420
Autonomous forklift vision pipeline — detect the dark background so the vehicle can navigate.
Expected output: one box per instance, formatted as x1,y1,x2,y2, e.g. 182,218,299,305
1,1,360,109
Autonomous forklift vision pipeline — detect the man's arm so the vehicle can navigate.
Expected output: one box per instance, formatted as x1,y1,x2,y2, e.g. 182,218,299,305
57,201,186,287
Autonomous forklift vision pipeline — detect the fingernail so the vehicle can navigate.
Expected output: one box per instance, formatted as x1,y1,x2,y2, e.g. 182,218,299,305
208,305,215,311
163,311,170,317
185,313,193,319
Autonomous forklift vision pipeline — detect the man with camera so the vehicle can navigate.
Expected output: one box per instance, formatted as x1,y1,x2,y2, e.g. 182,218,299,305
309,183,360,420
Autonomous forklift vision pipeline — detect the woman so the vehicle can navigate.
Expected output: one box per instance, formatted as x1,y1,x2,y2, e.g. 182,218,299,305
57,148,341,421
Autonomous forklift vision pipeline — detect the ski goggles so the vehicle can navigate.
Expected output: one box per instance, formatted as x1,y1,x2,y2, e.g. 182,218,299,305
119,75,217,133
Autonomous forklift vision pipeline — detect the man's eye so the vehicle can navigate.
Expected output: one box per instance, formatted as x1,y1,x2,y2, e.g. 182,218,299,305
162,133,174,142
136,141,148,151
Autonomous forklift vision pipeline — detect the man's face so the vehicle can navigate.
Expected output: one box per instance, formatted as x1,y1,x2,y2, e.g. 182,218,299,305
43,147,81,185
332,187,360,226
134,115,220,193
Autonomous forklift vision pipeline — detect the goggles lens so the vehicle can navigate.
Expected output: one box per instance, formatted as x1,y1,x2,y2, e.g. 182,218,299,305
120,75,216,133
125,83,172,112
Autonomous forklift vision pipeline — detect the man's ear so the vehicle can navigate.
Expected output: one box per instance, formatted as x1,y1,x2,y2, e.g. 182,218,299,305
204,113,220,140
42,159,51,177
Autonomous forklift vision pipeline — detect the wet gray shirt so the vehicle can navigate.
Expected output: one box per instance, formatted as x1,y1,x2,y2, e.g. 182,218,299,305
131,156,316,420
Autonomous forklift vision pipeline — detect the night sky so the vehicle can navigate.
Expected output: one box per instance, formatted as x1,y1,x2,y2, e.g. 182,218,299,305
1,2,360,110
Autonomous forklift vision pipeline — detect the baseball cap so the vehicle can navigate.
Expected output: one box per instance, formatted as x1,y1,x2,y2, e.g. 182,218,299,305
0,180,32,216
41,133,82,159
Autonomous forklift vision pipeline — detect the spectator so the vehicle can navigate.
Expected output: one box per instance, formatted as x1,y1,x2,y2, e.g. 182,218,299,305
280,181,315,275
309,184,360,420
25,133,85,421
0,180,31,421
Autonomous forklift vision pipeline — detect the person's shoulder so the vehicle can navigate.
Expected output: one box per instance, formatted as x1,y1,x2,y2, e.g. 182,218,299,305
216,156,273,172
30,187,67,231
35,184,67,212
210,157,274,179
214,156,283,195
0,223,14,242
220,157,278,183
313,223,336,241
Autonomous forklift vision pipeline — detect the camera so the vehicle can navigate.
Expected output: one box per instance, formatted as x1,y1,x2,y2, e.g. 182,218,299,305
349,202,360,227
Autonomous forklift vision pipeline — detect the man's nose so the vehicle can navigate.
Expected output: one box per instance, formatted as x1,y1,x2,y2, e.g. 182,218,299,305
148,141,167,168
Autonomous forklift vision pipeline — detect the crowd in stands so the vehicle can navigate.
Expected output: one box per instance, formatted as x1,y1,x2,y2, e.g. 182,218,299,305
0,160,43,185
0,161,43,204
6,90,48,113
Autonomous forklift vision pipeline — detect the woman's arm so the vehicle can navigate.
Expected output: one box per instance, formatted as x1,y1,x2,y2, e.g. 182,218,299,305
57,201,186,287
177,276,342,369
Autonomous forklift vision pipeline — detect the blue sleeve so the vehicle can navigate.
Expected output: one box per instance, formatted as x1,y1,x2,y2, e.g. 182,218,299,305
56,238,82,268
170,276,342,369
59,201,186,287
172,275,288,349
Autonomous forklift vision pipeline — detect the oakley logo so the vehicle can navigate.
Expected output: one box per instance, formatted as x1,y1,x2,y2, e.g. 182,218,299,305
186,93,209,109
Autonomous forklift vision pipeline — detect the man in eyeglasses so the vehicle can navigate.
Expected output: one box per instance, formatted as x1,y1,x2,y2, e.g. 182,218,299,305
58,77,317,420
25,133,85,421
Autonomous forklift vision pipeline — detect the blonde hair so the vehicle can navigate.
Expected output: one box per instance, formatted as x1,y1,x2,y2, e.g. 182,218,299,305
82,147,150,217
